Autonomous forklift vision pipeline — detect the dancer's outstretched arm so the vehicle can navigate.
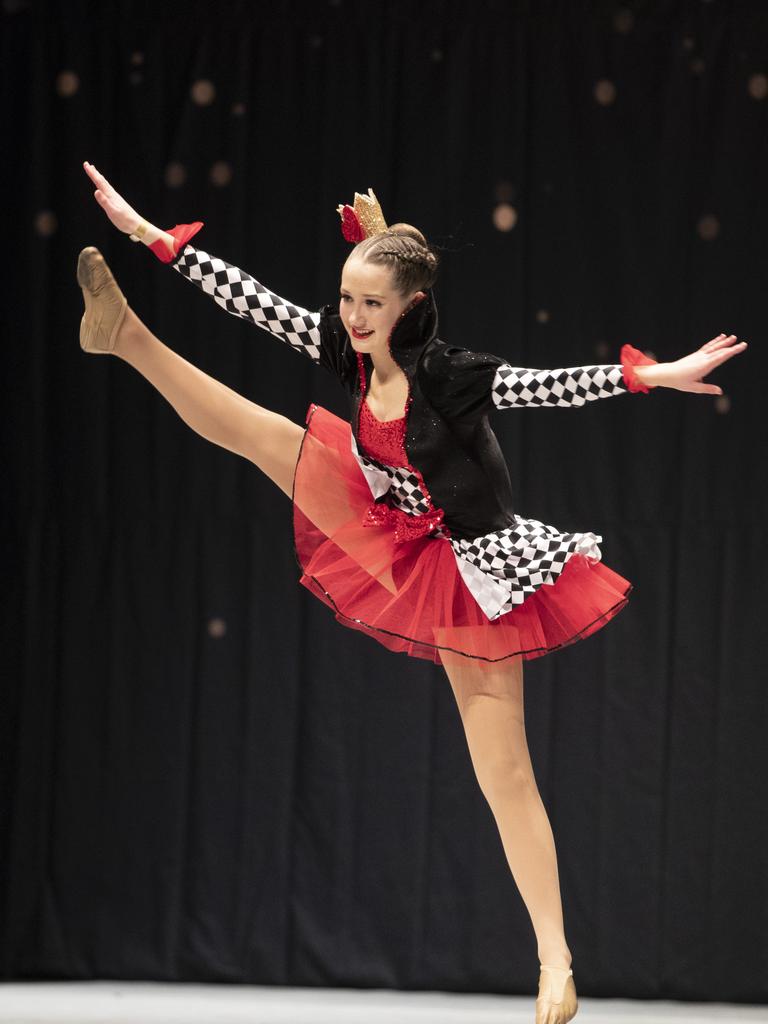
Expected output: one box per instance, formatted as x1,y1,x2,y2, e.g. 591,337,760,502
490,333,746,408
82,162,325,366
171,245,324,363
422,334,746,420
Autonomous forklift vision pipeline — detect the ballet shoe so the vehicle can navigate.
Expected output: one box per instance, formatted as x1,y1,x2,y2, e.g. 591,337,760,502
77,246,127,354
535,964,578,1024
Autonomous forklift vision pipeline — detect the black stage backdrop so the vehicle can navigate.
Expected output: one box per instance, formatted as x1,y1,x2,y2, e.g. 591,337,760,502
2,0,767,1005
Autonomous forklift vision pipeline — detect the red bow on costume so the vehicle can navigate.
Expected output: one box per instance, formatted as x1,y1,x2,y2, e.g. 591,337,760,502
363,502,447,544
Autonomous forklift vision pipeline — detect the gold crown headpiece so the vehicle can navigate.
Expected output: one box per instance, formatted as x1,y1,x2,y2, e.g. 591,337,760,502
337,188,388,243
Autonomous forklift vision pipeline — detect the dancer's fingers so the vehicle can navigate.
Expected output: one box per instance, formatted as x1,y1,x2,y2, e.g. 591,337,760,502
701,333,726,351
701,333,732,352
85,162,115,198
707,341,747,367
712,334,740,349
84,161,105,189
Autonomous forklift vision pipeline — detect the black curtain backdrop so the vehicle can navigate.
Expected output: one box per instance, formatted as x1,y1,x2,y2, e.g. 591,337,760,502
2,0,767,1004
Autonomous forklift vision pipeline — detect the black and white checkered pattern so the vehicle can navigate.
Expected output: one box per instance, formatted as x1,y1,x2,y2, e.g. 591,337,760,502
380,465,432,515
174,246,323,362
492,364,626,409
450,516,602,619
354,449,433,515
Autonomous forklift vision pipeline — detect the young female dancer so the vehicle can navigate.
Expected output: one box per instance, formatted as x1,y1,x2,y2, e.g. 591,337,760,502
79,161,746,1023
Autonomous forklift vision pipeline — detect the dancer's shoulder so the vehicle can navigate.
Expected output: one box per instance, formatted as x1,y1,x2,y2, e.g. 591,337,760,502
418,339,506,420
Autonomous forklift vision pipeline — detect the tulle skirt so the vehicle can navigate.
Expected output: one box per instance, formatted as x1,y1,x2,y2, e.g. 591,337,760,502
292,405,632,665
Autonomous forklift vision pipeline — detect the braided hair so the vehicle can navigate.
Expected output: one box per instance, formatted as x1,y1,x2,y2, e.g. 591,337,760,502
352,223,439,296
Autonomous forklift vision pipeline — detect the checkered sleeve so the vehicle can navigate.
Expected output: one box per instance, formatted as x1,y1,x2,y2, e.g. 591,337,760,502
491,363,628,409
172,245,323,364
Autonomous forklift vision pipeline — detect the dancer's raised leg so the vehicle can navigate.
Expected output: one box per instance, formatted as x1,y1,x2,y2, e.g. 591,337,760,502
441,651,578,1024
78,247,303,497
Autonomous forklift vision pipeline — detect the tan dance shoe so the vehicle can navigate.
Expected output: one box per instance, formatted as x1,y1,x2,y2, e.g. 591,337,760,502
77,246,127,353
535,964,578,1024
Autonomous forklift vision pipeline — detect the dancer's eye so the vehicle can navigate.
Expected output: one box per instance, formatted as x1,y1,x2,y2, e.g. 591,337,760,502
340,295,381,308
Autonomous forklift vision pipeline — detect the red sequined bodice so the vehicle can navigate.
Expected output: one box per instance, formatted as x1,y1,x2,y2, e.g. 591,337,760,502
354,352,449,542
358,398,409,467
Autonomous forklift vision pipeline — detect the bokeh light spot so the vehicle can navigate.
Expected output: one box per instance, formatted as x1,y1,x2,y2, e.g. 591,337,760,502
492,204,517,231
697,214,720,241
714,395,731,414
748,73,768,100
165,162,187,188
690,58,706,75
55,70,80,97
231,102,246,116
34,210,58,236
191,79,216,105
131,51,144,66
594,79,616,105
210,161,233,186
613,9,634,33
494,180,516,203
207,618,227,638
535,310,550,324
595,341,610,358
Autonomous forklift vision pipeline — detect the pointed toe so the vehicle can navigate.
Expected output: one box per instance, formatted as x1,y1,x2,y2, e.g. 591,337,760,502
76,246,103,290
77,247,128,353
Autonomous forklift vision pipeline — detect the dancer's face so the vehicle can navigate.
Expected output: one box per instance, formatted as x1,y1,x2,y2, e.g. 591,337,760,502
339,256,424,356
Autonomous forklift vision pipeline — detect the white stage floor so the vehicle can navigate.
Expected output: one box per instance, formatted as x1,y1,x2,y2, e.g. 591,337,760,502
0,983,765,1024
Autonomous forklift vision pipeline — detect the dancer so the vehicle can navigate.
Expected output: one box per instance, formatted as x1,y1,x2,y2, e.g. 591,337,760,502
79,161,746,1023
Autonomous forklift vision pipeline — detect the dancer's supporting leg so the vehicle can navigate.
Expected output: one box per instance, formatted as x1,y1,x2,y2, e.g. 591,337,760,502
441,651,578,1022
78,251,304,495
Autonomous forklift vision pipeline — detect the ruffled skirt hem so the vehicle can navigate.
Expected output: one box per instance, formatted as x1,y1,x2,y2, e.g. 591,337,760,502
292,405,632,665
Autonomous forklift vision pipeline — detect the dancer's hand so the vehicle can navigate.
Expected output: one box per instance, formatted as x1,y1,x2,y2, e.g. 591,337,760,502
83,161,176,255
83,161,145,235
634,334,747,395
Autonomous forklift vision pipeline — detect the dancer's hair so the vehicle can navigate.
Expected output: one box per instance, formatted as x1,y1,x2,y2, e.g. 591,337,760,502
352,224,439,295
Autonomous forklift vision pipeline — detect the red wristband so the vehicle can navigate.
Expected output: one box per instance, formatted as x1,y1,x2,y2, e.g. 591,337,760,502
148,221,204,263
620,343,658,394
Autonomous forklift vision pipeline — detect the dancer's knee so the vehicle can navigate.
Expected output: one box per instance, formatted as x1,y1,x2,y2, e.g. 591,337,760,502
443,653,524,716
472,751,537,806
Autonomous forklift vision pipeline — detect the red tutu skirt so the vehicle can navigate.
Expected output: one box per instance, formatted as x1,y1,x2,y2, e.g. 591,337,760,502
292,405,632,665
